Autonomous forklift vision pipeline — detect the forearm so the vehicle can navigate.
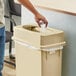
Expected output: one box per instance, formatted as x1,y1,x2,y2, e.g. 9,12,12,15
18,0,39,16
18,0,48,27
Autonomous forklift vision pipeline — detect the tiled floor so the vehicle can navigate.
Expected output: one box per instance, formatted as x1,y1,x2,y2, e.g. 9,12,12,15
3,56,16,76
3,65,16,76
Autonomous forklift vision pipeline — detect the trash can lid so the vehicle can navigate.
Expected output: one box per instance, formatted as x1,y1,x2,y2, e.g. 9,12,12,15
14,24,65,48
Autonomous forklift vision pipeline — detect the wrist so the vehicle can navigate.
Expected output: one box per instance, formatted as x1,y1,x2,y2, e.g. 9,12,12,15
34,11,40,16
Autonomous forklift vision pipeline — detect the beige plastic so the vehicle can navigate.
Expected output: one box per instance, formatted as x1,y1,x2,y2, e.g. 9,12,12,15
14,25,65,48
13,24,65,76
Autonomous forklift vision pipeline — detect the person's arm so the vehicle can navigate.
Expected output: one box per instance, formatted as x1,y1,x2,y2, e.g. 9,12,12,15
18,0,48,27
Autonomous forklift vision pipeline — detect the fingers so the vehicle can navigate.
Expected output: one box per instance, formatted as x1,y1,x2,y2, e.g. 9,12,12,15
43,18,48,27
35,17,48,27
36,19,42,27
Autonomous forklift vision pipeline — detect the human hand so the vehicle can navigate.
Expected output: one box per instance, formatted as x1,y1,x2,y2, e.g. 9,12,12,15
35,13,48,27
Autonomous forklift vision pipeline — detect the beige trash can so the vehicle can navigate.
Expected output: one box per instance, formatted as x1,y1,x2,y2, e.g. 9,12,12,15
13,25,65,76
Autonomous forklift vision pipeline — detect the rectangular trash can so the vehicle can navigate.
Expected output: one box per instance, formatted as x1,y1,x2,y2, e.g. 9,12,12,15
13,24,65,76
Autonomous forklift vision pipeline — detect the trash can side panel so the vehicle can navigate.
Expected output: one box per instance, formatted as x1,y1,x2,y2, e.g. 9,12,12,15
15,42,42,76
42,50,62,76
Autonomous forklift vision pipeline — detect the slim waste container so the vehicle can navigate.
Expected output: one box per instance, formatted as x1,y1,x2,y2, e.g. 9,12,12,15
13,24,65,76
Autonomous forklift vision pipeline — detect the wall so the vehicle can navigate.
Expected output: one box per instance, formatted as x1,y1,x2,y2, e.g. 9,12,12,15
22,6,76,76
